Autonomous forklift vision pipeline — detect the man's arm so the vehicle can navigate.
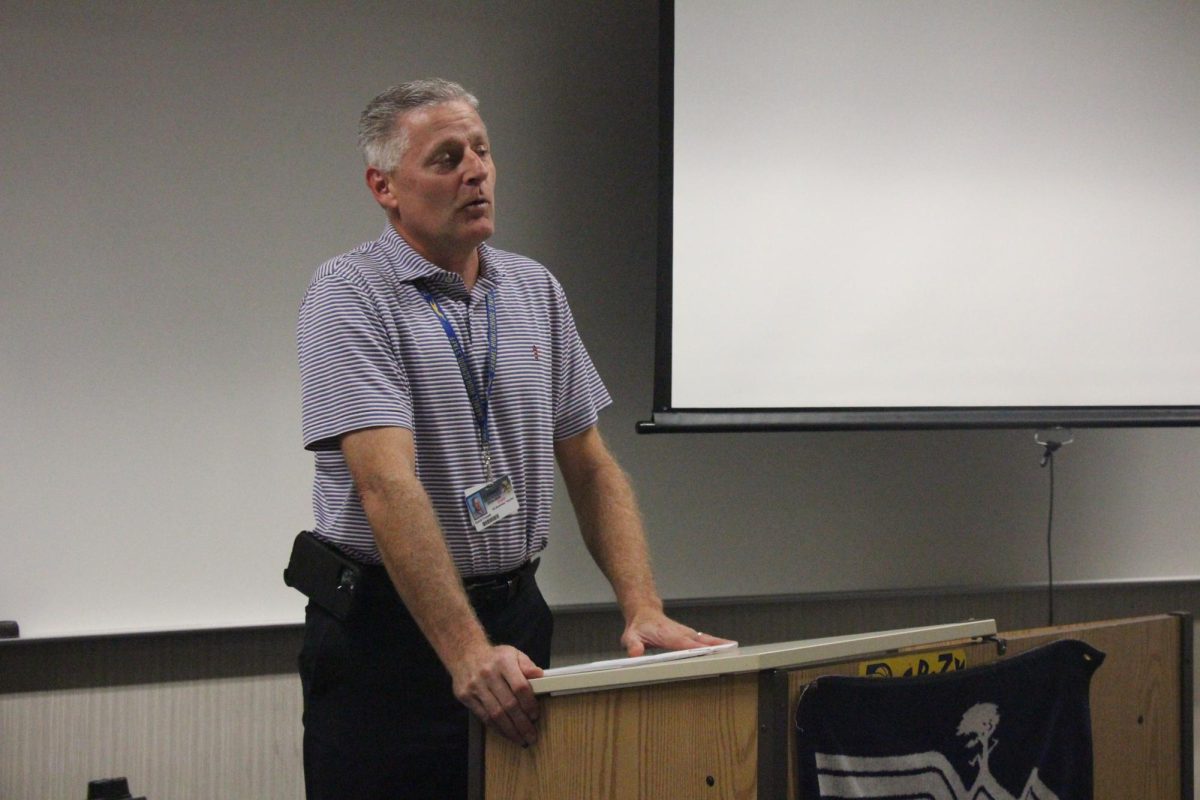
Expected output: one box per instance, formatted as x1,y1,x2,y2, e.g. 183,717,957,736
554,426,731,656
341,426,542,746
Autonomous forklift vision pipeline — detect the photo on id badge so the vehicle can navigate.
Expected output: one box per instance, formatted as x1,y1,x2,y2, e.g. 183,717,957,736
464,475,518,530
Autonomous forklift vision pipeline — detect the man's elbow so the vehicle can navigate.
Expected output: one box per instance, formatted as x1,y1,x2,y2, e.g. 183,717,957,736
354,470,421,512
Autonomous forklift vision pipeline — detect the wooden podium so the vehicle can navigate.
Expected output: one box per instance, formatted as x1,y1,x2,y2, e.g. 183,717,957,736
469,614,1192,799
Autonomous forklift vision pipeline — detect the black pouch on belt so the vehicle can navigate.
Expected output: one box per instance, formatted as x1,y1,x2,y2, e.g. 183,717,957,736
283,530,362,621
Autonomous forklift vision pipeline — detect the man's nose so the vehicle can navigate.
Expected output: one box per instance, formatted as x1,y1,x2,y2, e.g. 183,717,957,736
463,150,489,183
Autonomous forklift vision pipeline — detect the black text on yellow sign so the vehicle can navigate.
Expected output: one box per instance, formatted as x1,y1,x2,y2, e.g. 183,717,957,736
858,649,967,678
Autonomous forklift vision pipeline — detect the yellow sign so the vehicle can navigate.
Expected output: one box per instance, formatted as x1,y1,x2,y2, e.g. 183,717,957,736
858,649,967,678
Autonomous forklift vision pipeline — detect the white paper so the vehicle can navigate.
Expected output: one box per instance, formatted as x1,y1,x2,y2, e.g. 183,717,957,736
542,642,739,678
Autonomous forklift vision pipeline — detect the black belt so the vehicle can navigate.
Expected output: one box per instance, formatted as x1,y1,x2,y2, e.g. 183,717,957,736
462,559,538,606
356,558,537,609
289,531,538,620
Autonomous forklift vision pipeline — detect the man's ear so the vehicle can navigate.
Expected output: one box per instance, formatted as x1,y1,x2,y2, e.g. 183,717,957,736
365,166,400,213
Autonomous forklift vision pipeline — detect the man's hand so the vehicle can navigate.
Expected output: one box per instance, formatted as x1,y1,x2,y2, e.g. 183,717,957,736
451,643,544,747
554,429,736,660
342,427,545,746
620,608,734,658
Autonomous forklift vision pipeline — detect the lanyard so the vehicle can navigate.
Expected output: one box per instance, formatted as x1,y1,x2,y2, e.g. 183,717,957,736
414,280,498,480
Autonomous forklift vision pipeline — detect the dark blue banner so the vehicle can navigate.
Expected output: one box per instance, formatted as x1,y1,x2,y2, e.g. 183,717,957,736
796,639,1104,800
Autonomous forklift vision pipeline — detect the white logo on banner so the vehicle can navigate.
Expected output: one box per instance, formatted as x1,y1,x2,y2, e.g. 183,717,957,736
815,703,1060,800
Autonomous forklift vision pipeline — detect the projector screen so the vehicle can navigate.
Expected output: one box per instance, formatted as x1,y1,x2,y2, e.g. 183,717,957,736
648,0,1200,431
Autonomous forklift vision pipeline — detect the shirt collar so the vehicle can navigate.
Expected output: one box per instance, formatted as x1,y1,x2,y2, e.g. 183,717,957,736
377,226,506,291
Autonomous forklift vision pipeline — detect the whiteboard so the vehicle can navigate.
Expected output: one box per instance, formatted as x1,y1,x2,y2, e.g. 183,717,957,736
4,1,1199,640
1,1,613,639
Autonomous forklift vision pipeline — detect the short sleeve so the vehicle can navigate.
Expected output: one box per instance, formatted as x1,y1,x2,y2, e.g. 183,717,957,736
297,271,413,451
551,281,613,440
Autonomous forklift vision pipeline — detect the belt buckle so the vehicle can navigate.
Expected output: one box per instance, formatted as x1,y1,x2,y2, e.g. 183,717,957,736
468,574,517,605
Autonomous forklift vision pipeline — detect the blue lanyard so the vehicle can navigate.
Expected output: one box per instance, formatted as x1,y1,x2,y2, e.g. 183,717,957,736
415,280,498,479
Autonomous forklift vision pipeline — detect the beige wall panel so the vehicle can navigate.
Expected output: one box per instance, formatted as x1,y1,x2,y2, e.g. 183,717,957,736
0,675,302,800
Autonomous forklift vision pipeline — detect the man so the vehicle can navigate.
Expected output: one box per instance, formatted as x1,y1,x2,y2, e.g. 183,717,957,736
296,78,727,798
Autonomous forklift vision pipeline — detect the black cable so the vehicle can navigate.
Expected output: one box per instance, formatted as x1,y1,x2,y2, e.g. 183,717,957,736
1041,444,1058,626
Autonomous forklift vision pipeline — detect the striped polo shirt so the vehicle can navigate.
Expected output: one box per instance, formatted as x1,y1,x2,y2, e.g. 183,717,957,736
297,226,611,576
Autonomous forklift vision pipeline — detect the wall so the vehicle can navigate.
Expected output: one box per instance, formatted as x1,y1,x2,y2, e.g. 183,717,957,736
2,1,1197,796
6,0,1200,639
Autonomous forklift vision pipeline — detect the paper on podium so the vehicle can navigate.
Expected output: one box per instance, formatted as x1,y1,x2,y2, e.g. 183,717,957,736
543,641,739,678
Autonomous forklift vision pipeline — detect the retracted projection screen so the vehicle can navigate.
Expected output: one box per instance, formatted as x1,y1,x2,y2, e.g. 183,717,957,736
642,0,1200,432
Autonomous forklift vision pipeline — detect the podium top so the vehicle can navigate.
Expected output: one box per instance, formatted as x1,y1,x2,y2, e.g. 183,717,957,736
531,619,997,695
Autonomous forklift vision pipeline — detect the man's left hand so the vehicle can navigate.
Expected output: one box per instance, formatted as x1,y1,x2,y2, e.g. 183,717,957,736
620,609,734,657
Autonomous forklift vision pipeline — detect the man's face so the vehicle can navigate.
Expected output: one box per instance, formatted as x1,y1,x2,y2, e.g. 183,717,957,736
383,100,495,266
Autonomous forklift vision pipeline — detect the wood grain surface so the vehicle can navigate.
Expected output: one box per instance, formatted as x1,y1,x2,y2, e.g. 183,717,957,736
486,674,759,799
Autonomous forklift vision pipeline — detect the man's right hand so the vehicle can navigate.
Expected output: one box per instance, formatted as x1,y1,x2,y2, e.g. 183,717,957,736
341,428,544,745
451,643,544,746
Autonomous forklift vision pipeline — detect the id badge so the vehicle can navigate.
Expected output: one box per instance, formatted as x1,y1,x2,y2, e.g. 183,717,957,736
463,475,519,532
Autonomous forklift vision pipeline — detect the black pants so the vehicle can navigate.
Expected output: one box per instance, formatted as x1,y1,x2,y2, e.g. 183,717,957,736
299,569,553,800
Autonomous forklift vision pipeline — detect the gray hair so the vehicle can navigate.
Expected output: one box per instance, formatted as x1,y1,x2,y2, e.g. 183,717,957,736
357,78,480,172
